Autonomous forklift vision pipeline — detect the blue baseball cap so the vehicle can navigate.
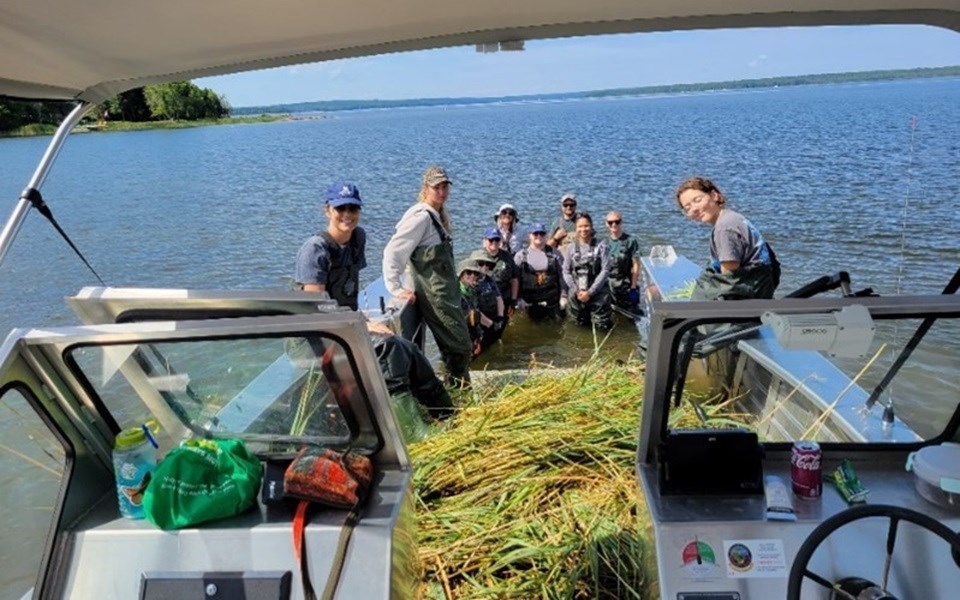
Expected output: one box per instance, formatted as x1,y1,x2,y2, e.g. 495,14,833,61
325,182,362,208
483,227,502,241
529,223,547,234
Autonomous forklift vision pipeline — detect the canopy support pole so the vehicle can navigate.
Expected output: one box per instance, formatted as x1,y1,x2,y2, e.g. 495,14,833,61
0,101,93,268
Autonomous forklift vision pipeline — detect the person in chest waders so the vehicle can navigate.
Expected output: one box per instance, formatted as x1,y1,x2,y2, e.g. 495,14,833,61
383,165,473,388
296,181,454,421
604,210,642,316
514,223,566,322
562,212,613,330
675,176,780,301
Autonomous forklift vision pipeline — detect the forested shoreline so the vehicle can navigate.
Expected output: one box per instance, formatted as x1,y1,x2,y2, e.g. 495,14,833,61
0,81,229,136
3,65,957,136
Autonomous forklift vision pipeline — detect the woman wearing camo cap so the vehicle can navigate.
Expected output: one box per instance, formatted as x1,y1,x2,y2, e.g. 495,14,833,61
383,165,473,387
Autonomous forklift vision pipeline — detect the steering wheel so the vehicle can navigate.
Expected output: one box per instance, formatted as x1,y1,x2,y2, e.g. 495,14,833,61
787,504,960,600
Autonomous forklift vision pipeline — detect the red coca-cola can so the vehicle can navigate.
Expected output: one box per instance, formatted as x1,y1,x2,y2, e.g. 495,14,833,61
791,441,822,499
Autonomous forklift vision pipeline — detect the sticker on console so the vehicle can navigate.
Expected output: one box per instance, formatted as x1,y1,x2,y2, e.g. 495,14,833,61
722,539,787,578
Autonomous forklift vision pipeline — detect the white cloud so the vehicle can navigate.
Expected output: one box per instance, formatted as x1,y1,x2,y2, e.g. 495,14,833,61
748,54,768,68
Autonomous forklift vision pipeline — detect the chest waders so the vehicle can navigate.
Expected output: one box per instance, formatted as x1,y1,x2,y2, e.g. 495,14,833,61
569,240,613,330
519,249,561,306
410,212,472,385
319,230,363,310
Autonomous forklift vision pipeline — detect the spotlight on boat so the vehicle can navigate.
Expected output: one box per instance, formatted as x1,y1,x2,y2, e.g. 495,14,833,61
761,304,875,357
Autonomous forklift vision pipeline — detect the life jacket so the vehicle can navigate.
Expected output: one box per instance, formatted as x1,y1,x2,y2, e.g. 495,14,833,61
518,247,561,305
317,228,365,310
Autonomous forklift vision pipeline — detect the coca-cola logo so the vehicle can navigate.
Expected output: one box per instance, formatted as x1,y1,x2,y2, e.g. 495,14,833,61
792,453,821,470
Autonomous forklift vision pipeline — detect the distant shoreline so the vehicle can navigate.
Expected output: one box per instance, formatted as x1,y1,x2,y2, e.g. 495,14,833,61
231,65,960,116
1,114,292,139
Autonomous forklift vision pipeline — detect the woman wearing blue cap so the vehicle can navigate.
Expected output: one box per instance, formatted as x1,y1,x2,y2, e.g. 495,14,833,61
296,181,455,421
478,226,520,315
295,182,367,310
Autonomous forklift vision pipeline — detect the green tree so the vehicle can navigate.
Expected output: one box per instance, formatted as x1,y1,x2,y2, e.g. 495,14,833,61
143,81,228,121
100,88,151,122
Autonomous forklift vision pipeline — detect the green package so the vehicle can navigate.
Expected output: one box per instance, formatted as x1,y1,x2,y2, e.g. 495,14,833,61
829,459,869,504
143,438,263,530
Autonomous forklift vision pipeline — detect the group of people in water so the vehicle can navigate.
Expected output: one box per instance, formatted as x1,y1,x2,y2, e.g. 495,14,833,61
295,165,780,404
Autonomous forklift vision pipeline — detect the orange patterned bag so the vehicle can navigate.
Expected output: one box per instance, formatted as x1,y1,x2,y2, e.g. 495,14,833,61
283,447,373,508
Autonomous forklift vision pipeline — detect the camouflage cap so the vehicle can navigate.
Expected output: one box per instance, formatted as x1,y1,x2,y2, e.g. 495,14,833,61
469,249,497,266
423,165,452,187
457,258,482,277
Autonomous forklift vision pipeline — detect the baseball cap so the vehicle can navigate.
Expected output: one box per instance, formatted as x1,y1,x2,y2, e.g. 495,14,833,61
483,226,503,241
469,250,497,267
423,165,452,187
529,223,547,234
325,182,362,208
560,193,577,205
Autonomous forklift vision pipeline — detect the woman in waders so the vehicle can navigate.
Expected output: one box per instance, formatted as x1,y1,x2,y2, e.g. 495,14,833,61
383,165,473,387
295,181,454,419
561,212,613,330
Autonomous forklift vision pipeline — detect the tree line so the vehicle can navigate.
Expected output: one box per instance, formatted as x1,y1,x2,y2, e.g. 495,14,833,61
0,81,229,133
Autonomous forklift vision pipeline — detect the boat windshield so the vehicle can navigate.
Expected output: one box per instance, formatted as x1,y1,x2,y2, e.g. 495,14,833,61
65,333,366,454
668,312,960,444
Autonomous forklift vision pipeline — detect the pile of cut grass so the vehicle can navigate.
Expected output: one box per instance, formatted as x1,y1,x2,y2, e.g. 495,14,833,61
410,359,658,599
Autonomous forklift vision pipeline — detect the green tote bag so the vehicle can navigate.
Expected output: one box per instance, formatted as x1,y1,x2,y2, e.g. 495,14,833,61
143,438,263,530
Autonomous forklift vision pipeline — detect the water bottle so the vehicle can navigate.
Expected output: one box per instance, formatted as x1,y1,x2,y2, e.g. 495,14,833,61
113,426,157,519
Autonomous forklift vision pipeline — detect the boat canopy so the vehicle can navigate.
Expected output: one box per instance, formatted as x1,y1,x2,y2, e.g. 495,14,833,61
1,0,958,103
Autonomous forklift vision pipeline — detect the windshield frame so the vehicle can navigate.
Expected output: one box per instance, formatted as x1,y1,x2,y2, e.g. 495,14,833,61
637,293,960,466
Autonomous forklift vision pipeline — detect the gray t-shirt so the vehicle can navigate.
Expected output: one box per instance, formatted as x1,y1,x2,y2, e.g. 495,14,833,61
709,208,771,272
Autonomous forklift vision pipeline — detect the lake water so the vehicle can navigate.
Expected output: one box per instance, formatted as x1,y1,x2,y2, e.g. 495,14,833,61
1,78,959,598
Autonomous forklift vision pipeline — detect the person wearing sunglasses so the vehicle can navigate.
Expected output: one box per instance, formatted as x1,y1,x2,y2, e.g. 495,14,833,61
547,193,579,249
493,203,522,254
383,165,473,387
477,226,520,320
295,181,367,309
562,212,613,330
457,258,489,358
675,176,780,301
514,223,566,322
297,181,455,420
604,211,642,315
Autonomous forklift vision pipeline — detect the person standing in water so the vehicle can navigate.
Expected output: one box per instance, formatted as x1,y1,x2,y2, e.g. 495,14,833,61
675,176,780,301
514,223,566,322
383,165,473,387
296,181,454,418
547,193,578,250
562,212,613,330
604,210,642,315
295,182,367,309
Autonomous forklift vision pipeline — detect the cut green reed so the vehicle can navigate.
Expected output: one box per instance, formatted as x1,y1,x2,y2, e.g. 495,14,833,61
410,358,740,599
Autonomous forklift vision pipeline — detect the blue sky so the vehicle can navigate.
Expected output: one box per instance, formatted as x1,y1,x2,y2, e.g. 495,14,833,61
196,25,960,108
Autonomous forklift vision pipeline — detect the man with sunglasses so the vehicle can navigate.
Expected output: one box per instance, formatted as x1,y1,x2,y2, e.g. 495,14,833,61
604,210,642,316
295,181,366,309
547,193,578,250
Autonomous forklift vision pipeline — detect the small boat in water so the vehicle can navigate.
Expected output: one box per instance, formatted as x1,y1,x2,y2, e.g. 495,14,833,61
1,1,958,599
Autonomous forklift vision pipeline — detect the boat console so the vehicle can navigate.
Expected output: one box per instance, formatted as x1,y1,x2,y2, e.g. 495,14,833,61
0,290,419,599
636,254,960,599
